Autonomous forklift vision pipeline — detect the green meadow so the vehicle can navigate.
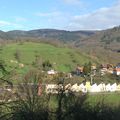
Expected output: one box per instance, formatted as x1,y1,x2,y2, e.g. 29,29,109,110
1,42,93,72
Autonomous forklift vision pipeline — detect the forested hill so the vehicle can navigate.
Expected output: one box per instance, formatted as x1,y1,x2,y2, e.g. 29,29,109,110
74,26,120,64
75,26,120,52
0,29,96,42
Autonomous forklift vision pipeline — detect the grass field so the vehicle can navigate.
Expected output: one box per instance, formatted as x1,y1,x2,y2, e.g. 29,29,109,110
0,42,94,72
87,92,120,106
48,92,120,110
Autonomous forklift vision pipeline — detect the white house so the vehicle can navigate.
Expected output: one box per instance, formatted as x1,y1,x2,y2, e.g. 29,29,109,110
116,69,120,75
110,83,117,92
90,83,99,92
97,84,103,92
47,70,57,75
97,83,106,92
106,84,111,92
79,83,87,93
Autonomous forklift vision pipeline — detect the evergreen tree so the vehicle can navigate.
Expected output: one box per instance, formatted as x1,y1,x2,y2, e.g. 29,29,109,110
83,62,92,75
42,60,52,71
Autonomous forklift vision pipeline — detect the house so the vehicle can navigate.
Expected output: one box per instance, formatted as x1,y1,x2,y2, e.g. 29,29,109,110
46,84,58,94
100,68,108,75
65,84,71,93
47,69,57,75
115,68,120,75
98,84,105,92
85,82,91,92
107,64,113,69
65,84,71,90
71,84,80,92
106,83,111,92
90,83,99,92
79,83,87,93
110,83,117,92
107,68,113,74
76,66,83,75
100,64,114,75
101,83,106,92
116,84,120,91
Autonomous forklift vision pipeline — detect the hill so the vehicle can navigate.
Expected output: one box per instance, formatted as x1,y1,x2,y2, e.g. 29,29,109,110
75,26,120,51
0,29,96,42
0,42,96,73
75,26,120,64
0,26,120,64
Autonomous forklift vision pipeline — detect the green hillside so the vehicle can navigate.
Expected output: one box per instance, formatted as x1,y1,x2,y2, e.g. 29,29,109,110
0,42,95,73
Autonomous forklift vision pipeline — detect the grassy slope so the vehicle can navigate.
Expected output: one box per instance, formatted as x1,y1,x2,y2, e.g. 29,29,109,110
87,93,120,107
1,42,94,72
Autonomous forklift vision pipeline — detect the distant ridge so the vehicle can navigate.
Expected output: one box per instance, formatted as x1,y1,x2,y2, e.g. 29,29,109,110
0,29,96,42
75,26,120,51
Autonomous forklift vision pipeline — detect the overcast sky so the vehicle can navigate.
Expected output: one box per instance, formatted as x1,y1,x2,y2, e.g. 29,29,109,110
0,0,120,31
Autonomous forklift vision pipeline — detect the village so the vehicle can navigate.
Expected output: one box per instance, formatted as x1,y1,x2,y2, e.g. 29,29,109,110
45,63,120,94
47,63,120,76
1,60,120,97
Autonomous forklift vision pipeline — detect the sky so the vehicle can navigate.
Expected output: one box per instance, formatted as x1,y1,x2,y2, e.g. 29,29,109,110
0,0,120,31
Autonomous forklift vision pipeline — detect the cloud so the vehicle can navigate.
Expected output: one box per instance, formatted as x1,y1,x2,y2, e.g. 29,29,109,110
67,0,120,30
36,1,120,30
0,20,25,31
15,17,27,22
0,21,11,27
